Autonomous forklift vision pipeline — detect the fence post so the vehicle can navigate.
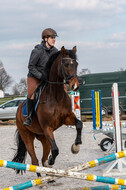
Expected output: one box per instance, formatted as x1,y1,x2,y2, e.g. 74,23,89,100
92,90,96,129
92,90,102,130
99,90,102,129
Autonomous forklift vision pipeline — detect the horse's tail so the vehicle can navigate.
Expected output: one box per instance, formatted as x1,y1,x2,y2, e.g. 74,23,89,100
12,129,27,174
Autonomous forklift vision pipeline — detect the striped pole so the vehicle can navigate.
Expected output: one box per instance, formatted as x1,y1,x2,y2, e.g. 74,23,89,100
1,172,126,189
1,156,126,183
1,151,126,174
69,184,126,190
1,151,126,190
69,150,126,172
0,176,54,190
2,182,126,190
2,183,126,190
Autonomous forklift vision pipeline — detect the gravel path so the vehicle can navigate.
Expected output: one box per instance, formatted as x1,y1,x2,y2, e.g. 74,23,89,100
0,122,126,190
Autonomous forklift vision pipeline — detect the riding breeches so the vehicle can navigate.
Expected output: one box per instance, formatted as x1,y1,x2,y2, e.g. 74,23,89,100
27,77,40,99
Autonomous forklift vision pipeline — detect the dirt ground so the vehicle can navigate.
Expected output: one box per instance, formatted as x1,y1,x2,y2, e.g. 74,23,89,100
0,122,126,190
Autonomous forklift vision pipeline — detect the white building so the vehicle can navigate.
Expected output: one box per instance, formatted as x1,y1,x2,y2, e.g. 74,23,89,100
0,90,4,98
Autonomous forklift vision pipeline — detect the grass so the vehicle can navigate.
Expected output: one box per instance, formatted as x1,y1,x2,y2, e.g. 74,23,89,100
0,96,25,105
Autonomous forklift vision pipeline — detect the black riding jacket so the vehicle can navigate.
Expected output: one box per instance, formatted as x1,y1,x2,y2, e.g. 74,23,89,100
28,42,58,80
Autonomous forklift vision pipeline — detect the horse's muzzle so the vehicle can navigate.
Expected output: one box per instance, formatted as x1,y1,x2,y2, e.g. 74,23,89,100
69,77,79,91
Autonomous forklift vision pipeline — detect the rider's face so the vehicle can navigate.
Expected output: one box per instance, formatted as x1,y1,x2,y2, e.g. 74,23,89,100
45,36,56,48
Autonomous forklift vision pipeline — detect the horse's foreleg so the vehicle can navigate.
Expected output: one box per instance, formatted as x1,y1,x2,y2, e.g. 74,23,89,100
48,139,59,165
74,117,83,145
44,127,59,166
64,112,83,154
36,135,51,167
26,142,39,166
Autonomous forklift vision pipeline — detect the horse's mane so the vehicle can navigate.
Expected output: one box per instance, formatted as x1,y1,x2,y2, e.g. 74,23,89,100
46,51,60,71
46,49,77,76
34,48,77,105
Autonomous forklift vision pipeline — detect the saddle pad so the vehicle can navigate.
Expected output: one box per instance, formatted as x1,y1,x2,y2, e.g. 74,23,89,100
23,100,27,116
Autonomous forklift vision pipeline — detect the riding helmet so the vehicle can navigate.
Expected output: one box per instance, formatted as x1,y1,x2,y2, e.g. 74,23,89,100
42,28,58,39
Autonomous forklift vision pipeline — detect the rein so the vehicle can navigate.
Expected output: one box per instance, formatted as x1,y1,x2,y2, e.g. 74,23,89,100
46,57,77,85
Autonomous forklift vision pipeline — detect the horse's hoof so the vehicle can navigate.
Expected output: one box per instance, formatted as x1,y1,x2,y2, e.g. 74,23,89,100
47,180,56,184
37,172,41,177
44,160,53,168
48,155,55,165
71,143,80,154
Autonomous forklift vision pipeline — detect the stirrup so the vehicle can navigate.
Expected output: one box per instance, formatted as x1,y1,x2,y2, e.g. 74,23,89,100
23,117,32,126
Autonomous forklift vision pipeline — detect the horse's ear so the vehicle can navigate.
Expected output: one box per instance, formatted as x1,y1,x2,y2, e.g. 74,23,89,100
61,46,66,56
73,46,77,53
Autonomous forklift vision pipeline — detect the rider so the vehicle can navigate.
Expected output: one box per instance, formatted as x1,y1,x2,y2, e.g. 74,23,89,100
23,28,58,126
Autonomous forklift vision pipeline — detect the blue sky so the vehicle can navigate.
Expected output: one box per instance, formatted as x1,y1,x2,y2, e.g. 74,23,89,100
0,0,126,89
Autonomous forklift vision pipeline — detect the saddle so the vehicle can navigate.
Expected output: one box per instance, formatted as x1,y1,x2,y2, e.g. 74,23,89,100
23,81,47,117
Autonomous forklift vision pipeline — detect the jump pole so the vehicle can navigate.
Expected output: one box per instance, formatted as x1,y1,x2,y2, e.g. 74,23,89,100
69,184,126,190
103,83,126,177
1,150,126,189
1,151,126,173
0,176,54,190
2,170,126,190
2,182,126,190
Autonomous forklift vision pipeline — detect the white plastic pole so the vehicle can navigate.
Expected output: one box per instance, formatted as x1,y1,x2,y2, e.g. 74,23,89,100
112,83,122,152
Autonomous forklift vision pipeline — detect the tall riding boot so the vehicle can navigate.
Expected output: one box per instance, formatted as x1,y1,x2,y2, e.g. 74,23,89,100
23,98,33,126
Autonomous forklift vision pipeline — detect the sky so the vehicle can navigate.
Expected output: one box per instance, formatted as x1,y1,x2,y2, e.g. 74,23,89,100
0,0,126,92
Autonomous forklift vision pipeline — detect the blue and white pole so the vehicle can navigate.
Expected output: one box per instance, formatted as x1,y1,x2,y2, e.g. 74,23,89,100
0,176,53,190
70,184,126,190
1,151,126,174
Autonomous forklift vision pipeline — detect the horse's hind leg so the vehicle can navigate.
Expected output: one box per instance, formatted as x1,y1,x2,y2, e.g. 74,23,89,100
24,134,38,164
19,129,41,177
17,127,39,165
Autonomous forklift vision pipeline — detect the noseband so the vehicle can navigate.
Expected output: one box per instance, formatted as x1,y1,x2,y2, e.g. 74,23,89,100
61,57,77,84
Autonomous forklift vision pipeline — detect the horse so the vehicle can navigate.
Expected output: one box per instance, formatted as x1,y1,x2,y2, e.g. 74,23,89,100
12,46,83,176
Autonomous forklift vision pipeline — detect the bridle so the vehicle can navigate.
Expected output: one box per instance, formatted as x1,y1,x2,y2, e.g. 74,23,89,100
61,57,77,84
47,56,77,84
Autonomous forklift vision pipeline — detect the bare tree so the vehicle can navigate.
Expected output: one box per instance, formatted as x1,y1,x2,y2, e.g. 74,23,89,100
78,68,91,76
13,78,27,96
118,68,126,71
12,85,20,95
0,60,13,91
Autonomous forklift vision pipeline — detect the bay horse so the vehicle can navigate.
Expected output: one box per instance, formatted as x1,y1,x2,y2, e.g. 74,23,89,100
12,46,83,176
